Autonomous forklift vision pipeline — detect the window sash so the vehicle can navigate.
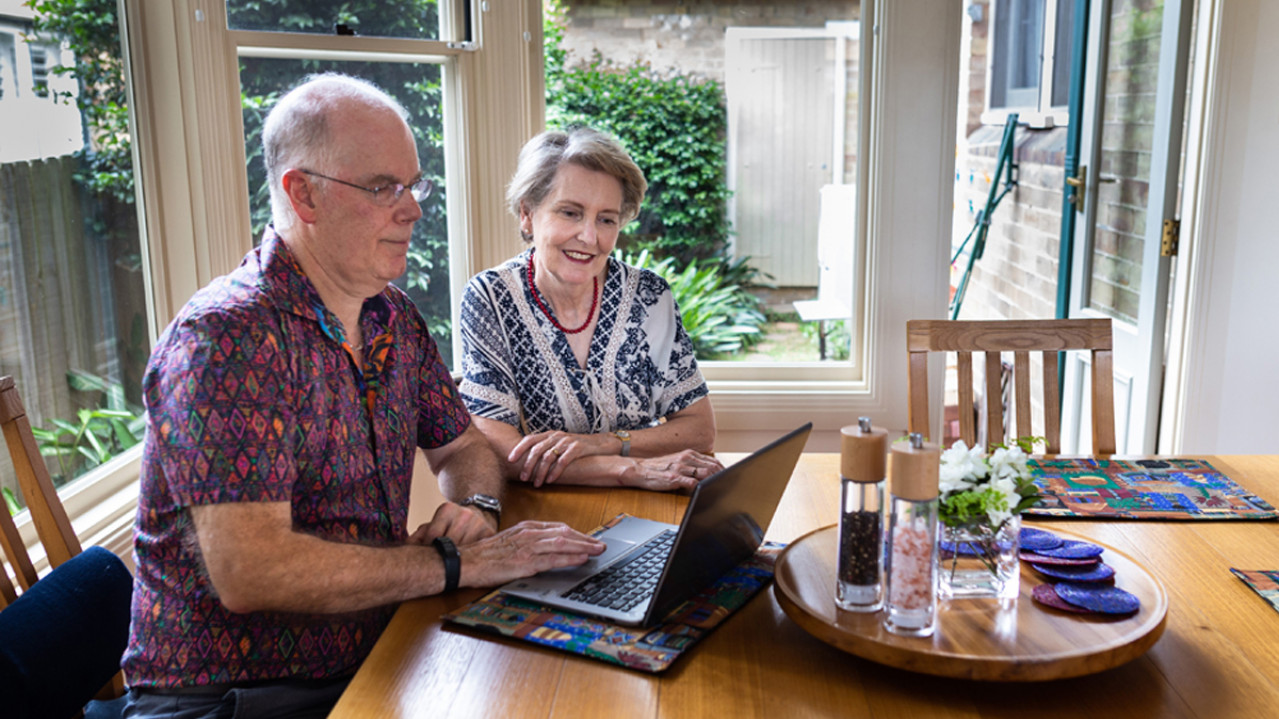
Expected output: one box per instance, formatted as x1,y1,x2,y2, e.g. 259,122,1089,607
59,1,961,539
987,0,1074,127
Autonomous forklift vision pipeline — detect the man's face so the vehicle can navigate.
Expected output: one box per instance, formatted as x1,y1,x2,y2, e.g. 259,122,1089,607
303,102,423,300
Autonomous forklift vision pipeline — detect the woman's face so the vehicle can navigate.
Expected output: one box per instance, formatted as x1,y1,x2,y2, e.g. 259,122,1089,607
521,163,624,289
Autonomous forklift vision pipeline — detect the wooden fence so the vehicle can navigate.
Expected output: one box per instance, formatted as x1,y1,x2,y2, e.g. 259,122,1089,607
0,155,99,497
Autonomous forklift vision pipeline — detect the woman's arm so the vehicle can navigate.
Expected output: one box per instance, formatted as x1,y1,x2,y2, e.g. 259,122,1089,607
471,398,723,489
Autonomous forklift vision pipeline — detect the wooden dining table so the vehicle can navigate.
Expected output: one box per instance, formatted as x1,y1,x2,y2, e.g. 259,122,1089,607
330,454,1279,718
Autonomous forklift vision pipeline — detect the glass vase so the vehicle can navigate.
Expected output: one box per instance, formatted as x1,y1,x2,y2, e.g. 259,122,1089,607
937,515,1021,601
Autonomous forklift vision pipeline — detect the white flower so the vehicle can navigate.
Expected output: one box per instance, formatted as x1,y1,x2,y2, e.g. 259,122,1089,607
939,439,1040,530
940,440,988,495
988,445,1031,483
985,504,1013,528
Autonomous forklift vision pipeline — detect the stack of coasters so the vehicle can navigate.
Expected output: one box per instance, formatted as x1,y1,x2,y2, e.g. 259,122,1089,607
1020,527,1141,616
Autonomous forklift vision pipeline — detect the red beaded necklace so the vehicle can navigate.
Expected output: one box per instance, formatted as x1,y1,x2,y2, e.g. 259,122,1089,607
527,250,599,335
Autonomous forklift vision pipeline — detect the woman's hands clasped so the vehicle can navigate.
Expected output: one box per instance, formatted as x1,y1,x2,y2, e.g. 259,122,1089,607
508,429,723,490
509,429,608,486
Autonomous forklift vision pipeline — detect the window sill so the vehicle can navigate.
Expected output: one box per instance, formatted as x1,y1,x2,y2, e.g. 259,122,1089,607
13,446,141,575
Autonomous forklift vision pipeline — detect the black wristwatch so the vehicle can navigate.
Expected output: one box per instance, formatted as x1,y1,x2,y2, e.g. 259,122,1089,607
432,536,460,593
459,493,502,523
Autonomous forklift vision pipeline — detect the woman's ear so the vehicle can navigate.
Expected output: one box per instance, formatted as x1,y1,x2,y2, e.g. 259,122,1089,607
282,169,319,224
519,202,534,240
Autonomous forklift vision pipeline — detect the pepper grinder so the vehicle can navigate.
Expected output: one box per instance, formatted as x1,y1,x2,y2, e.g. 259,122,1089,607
836,417,887,612
883,432,940,637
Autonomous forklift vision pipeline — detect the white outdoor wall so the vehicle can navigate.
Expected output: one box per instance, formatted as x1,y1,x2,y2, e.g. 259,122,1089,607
1173,0,1279,453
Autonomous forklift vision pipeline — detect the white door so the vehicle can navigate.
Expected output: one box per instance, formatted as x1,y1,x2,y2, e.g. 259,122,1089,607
1062,0,1194,454
725,26,855,287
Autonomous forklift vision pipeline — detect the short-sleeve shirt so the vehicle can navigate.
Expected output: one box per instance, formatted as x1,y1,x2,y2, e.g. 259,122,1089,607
124,227,469,688
459,250,708,434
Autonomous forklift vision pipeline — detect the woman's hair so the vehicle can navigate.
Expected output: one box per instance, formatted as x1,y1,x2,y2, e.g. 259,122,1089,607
506,127,648,240
262,73,410,229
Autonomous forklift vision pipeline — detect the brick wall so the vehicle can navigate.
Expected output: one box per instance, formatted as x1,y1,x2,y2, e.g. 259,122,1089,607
953,126,1067,323
557,1,860,83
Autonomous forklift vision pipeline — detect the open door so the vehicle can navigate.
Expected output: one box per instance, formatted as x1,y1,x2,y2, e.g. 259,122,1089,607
1062,0,1194,454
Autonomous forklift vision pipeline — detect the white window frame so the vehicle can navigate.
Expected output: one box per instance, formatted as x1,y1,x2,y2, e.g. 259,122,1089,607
31,0,962,556
11,0,544,570
983,0,1075,129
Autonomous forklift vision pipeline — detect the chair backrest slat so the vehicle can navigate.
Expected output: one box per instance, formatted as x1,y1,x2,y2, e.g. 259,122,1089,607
1013,350,1032,441
1,375,130,704
1,376,81,577
907,319,1116,455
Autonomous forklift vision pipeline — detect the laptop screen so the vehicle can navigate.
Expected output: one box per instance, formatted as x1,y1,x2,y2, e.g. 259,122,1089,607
647,423,812,622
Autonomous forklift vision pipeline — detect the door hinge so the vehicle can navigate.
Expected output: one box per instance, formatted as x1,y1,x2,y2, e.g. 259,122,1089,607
1161,219,1180,257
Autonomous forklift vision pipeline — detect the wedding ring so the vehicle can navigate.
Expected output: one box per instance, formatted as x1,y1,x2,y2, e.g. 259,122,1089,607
551,447,562,456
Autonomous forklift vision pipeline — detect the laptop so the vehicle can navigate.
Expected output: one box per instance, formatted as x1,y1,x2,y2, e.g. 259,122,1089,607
499,423,812,627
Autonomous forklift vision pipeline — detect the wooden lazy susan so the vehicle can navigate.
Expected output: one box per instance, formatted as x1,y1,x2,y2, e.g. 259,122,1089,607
773,525,1168,681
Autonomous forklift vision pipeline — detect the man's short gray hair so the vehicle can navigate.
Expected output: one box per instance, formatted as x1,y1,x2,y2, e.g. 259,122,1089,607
262,73,410,229
506,127,648,241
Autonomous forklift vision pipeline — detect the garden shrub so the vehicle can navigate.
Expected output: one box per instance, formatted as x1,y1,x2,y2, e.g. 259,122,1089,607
621,250,766,358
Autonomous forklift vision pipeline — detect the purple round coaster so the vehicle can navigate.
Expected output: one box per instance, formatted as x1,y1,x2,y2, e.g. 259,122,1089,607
1031,583,1092,614
1031,561,1116,583
1054,582,1141,614
1019,527,1064,551
1020,551,1100,566
1035,540,1105,559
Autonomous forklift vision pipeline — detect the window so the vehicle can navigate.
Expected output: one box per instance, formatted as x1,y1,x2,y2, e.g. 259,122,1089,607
1,0,147,560
987,0,1077,127
237,56,454,358
2,0,962,561
546,3,867,391
228,2,471,365
0,0,542,566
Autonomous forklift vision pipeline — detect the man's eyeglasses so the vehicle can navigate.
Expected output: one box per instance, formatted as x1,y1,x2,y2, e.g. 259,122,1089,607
299,169,434,207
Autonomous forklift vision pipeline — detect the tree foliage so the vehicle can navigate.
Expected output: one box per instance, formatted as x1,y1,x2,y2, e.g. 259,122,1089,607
28,0,133,204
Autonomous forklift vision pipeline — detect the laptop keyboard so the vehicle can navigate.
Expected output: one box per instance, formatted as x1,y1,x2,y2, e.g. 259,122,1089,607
563,530,676,612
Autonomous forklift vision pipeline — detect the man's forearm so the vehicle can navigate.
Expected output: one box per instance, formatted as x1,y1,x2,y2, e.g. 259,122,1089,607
193,502,450,615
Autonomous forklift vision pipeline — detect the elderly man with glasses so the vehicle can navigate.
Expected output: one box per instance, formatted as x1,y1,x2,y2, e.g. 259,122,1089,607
122,74,604,718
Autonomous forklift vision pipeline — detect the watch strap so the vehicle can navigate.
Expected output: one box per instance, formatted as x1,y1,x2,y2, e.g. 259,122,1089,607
432,536,460,593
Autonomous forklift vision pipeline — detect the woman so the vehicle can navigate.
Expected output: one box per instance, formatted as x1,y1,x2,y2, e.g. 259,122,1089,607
459,127,723,491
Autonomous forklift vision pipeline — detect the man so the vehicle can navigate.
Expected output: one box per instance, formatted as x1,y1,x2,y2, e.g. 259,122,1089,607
123,74,603,717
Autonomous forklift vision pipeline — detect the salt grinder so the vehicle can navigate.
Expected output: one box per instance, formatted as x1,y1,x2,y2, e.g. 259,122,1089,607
883,432,940,637
836,417,887,612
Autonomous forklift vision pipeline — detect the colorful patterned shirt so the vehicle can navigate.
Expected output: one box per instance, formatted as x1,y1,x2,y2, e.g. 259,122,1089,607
124,227,469,688
459,250,708,435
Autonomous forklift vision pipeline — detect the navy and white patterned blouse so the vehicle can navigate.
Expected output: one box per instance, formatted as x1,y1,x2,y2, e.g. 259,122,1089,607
459,250,709,435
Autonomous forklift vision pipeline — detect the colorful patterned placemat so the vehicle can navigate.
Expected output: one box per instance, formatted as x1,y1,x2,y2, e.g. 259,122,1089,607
1230,569,1279,615
442,521,782,673
1025,458,1277,520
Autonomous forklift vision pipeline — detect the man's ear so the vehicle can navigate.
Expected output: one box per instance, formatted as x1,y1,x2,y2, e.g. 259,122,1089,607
282,169,319,225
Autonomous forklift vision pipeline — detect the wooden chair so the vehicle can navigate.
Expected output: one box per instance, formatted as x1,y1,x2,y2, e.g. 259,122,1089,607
1,375,129,711
906,319,1116,455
